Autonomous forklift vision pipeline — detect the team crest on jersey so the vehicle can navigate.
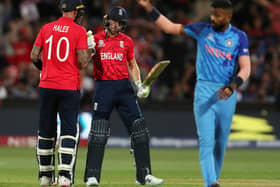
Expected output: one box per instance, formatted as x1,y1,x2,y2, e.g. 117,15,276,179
120,41,124,48
225,39,233,47
98,40,105,48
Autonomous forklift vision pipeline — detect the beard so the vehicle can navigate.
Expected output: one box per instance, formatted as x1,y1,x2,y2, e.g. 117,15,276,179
211,22,227,32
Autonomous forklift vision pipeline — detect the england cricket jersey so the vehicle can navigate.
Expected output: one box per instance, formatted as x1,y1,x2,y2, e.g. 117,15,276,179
93,31,134,80
184,23,249,84
34,17,88,90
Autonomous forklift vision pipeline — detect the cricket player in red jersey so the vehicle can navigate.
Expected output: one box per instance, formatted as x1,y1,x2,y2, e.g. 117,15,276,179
30,0,95,186
84,6,163,186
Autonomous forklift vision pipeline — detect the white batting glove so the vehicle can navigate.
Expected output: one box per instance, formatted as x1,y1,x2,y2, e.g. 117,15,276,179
135,81,151,99
87,30,96,50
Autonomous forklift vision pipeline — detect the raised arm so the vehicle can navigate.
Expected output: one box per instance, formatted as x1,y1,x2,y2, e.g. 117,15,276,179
77,31,96,69
137,0,184,35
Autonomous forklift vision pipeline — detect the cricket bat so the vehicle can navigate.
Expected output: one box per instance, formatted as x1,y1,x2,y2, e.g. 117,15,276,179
142,60,171,87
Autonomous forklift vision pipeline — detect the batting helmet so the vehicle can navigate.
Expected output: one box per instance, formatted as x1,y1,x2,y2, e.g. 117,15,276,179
104,6,128,33
59,0,84,12
107,6,128,22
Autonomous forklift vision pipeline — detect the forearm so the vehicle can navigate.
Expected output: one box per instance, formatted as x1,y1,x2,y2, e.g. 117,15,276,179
155,15,184,35
237,56,251,82
144,5,184,35
77,50,92,69
237,68,250,82
130,64,141,83
30,45,42,70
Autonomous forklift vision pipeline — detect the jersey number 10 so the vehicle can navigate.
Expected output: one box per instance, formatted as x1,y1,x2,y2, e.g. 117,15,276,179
46,35,70,62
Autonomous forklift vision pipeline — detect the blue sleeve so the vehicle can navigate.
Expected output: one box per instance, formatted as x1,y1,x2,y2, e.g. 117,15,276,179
184,22,206,40
238,32,250,57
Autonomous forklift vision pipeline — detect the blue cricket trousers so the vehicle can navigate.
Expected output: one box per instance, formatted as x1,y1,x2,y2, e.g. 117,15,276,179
39,88,80,137
193,80,236,187
92,79,142,130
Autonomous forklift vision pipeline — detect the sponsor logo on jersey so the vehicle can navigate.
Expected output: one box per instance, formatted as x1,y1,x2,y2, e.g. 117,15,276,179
225,39,233,47
207,33,215,42
98,40,105,48
101,52,124,61
120,41,124,48
205,44,232,60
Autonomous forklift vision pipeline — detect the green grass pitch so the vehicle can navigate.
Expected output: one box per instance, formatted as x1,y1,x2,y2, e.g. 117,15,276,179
0,147,279,187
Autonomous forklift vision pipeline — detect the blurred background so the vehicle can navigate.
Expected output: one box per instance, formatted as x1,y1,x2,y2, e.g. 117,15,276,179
0,0,280,148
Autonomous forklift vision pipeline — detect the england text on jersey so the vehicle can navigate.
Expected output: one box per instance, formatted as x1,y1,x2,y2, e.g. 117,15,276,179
100,52,124,61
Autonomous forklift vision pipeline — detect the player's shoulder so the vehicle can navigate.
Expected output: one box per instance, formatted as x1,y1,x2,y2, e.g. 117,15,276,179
231,26,248,38
118,32,133,42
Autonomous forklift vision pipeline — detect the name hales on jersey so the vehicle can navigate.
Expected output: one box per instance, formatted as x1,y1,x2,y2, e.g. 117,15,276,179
101,52,124,61
53,25,69,33
205,44,232,60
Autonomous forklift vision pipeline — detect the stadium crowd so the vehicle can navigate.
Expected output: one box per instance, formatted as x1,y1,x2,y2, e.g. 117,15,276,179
0,0,280,108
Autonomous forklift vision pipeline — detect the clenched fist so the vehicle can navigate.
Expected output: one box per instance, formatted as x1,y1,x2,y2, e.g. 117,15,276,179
218,83,236,100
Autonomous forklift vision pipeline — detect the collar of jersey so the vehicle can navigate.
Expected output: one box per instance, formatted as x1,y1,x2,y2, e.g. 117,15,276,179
213,24,232,35
59,17,74,23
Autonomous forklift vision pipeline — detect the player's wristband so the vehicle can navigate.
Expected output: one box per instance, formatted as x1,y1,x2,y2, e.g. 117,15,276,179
148,7,161,21
33,59,42,70
232,76,243,88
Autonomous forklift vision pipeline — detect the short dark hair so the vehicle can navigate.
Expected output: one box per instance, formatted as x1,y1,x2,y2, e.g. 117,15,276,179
211,0,233,9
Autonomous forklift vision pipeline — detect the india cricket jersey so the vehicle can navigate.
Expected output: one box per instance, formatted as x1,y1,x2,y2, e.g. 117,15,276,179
93,31,134,80
35,17,88,90
184,23,249,84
